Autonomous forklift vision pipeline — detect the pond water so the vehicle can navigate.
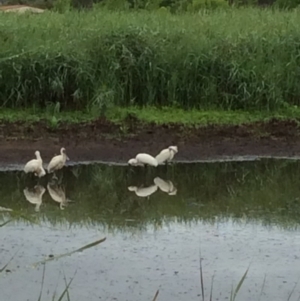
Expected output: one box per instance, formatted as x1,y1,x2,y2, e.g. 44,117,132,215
1,159,300,301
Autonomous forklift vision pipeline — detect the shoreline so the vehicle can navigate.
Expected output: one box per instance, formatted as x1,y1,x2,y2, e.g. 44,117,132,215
1,117,300,165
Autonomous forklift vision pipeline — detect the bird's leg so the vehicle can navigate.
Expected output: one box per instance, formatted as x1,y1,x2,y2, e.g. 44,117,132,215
52,172,58,181
36,177,41,185
35,204,41,212
57,171,64,185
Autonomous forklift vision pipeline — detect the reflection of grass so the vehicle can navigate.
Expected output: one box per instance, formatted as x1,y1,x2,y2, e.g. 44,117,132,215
1,159,300,230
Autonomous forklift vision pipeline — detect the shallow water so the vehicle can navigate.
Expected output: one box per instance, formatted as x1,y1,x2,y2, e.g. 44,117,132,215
1,159,300,301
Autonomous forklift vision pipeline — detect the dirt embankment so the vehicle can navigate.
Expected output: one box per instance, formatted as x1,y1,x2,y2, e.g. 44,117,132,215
1,117,300,165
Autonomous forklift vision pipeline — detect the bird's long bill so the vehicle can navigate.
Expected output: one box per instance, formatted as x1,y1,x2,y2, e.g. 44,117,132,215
66,155,70,161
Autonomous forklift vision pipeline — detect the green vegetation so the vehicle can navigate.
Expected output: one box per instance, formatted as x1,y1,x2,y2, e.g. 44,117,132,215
2,106,300,127
2,0,298,11
1,7,300,118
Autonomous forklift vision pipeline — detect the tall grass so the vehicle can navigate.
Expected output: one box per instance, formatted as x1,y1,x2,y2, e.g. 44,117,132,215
1,7,300,111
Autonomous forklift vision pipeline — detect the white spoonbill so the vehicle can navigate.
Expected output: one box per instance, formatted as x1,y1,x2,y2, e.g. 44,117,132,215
23,185,46,212
128,184,158,198
155,146,178,165
128,153,158,167
47,147,69,174
23,151,46,178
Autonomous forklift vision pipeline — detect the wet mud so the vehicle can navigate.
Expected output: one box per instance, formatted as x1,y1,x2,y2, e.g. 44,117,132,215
0,117,300,165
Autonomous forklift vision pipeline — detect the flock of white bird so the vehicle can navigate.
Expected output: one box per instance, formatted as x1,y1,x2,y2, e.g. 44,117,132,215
128,146,178,167
21,145,179,211
23,147,69,178
23,145,179,178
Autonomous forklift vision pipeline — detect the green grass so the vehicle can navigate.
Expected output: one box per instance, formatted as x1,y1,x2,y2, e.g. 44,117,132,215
2,106,300,127
1,7,300,111
107,106,300,125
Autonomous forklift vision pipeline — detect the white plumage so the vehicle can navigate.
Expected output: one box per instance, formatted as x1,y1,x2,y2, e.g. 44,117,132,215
47,183,72,210
128,153,158,167
155,146,178,165
23,185,46,212
128,185,158,197
23,150,46,178
154,177,177,195
47,147,69,173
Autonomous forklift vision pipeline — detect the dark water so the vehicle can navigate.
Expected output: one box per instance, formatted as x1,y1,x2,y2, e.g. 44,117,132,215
1,159,300,301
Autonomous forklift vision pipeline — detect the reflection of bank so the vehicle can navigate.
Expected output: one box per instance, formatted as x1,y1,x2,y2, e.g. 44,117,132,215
23,185,46,212
128,177,177,198
47,183,73,210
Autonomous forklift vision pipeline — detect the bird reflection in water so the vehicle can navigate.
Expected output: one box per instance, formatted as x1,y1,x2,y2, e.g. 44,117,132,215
47,183,73,210
128,184,158,198
128,177,177,198
23,185,46,212
0,206,13,212
154,177,177,195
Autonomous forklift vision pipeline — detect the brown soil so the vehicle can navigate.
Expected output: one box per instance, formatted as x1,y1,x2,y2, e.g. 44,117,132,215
1,117,300,165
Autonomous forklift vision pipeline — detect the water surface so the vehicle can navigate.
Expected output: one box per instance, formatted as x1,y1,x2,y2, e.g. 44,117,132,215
1,159,300,301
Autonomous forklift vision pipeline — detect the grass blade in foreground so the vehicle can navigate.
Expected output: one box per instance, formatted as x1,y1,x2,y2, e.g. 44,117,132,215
0,247,21,274
57,269,77,301
287,276,300,301
209,275,215,301
32,237,106,267
230,266,250,301
259,274,267,301
152,290,159,301
37,264,46,301
199,254,204,301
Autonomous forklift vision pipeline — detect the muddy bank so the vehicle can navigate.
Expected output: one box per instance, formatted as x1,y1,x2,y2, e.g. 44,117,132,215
0,117,300,165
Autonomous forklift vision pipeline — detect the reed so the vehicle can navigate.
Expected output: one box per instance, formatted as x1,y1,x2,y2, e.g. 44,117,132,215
1,7,300,111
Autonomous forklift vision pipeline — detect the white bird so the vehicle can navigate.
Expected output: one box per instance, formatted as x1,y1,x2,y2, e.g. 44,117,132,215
23,150,46,178
47,147,69,174
23,185,46,212
128,185,158,198
154,177,177,195
155,146,178,165
47,183,72,210
128,153,158,167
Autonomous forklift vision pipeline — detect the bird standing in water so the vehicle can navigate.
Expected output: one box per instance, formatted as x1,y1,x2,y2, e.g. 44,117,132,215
23,150,46,178
128,153,158,167
155,146,178,165
47,147,69,181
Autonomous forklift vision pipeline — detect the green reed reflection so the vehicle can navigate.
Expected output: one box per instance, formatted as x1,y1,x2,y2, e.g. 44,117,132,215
0,159,300,230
